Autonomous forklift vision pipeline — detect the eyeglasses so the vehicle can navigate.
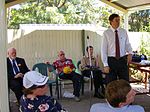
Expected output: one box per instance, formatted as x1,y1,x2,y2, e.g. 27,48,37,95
60,54,65,56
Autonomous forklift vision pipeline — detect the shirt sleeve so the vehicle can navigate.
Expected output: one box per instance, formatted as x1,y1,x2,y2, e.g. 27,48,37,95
125,31,133,54
53,61,60,69
80,57,89,71
101,32,109,67
19,96,33,112
66,59,76,69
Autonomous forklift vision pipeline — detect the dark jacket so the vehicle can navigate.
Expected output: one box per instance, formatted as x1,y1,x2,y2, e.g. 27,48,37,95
7,57,29,85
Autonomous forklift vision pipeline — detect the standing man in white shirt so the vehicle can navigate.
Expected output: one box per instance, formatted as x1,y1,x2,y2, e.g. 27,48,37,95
101,14,132,84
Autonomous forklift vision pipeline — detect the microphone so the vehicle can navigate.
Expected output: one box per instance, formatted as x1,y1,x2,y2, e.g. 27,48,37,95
87,36,89,39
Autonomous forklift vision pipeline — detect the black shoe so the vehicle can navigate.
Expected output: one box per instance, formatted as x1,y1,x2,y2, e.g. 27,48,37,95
94,92,104,99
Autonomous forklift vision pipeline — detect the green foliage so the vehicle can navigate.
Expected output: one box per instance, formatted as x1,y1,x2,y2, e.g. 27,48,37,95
7,0,121,29
139,36,150,57
128,9,150,32
141,22,150,32
8,0,150,31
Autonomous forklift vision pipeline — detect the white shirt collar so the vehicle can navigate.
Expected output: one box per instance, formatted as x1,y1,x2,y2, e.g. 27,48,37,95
9,57,17,64
9,57,13,62
107,101,128,110
110,26,120,32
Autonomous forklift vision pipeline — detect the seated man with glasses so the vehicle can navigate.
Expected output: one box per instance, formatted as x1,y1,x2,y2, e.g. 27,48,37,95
20,71,67,112
53,50,81,102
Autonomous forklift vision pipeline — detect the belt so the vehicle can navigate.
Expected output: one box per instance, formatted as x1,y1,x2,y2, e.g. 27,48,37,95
108,55,127,60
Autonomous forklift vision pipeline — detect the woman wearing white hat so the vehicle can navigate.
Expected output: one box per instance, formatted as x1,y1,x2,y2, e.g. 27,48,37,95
20,71,66,112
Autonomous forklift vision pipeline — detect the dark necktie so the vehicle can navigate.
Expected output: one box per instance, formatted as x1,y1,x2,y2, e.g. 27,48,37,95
115,30,120,59
12,59,19,74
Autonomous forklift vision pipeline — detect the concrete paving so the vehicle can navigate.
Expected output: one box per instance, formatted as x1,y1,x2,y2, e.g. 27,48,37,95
10,83,150,112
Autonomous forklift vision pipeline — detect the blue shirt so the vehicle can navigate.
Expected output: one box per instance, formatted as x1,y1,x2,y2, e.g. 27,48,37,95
20,95,65,112
90,103,145,112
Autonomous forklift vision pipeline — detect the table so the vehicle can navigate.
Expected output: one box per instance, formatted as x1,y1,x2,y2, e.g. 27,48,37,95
129,62,150,94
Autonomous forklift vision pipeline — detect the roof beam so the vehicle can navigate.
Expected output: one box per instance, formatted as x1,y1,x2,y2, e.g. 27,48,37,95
128,3,150,11
109,0,119,2
101,0,128,13
5,0,27,8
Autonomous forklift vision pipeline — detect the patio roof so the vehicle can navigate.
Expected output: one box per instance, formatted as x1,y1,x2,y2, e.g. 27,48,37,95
101,0,150,13
5,0,150,12
5,0,26,8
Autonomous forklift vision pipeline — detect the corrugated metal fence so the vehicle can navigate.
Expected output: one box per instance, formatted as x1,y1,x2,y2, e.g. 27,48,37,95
7,28,103,69
7,25,150,69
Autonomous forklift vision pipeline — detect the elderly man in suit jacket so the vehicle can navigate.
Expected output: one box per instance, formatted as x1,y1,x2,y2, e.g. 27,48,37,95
7,47,29,103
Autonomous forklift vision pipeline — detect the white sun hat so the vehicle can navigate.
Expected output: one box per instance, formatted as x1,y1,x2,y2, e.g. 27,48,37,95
23,71,49,88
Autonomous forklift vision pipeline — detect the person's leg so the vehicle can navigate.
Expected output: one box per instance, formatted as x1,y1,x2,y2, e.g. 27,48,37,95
81,70,90,95
59,73,70,79
9,78,23,103
95,70,105,93
82,70,104,98
118,57,129,81
59,73,72,98
92,70,104,98
70,71,81,98
82,70,90,78
83,70,104,92
105,71,117,84
106,57,119,84
93,71,100,94
59,72,81,101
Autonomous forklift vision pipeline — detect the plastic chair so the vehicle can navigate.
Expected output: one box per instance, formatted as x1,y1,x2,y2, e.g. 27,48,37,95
55,62,82,98
58,73,76,98
32,63,60,99
47,63,60,99
57,70,79,98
